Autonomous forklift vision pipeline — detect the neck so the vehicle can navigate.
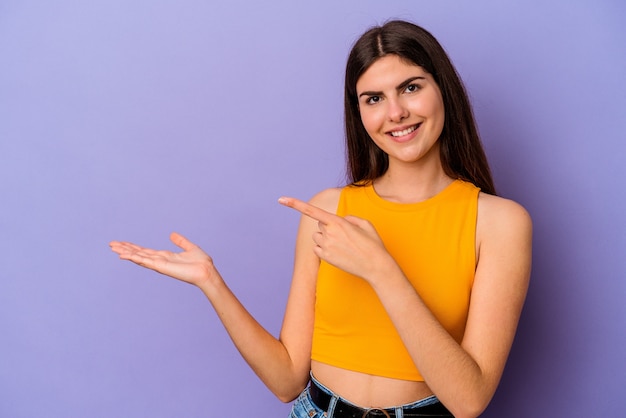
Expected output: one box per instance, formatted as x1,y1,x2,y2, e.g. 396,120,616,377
373,158,453,204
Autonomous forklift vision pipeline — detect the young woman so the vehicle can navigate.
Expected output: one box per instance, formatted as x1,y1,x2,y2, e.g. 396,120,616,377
110,20,532,418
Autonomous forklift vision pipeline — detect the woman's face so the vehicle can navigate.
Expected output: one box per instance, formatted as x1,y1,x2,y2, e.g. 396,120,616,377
356,54,445,168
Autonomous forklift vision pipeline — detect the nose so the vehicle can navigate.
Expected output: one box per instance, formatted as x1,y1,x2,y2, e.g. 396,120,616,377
387,97,409,122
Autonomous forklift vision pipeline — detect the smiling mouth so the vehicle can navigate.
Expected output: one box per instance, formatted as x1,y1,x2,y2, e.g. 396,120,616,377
389,124,420,137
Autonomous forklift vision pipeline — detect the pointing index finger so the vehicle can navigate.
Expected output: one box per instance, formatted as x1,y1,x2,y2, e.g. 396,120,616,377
278,196,336,224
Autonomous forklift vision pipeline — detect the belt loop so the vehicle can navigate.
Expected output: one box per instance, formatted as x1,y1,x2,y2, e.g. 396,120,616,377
327,395,339,418
395,406,403,418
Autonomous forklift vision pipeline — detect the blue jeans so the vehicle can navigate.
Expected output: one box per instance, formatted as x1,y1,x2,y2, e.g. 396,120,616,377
289,374,448,418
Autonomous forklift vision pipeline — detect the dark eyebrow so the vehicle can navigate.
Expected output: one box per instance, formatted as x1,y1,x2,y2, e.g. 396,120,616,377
358,76,426,98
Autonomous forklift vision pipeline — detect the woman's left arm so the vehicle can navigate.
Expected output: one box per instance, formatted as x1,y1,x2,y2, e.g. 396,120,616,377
372,194,531,417
279,194,532,418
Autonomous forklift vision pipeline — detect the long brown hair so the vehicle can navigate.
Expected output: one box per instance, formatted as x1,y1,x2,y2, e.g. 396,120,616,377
344,20,496,195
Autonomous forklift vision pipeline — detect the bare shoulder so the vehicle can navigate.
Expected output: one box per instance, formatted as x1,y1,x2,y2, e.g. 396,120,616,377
308,187,343,214
291,187,343,247
477,193,532,238
475,192,532,269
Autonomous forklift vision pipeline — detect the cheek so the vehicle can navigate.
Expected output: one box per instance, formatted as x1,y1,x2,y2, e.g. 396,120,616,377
412,93,442,115
427,99,445,123
359,108,384,135
413,97,445,133
431,94,446,125
435,102,446,133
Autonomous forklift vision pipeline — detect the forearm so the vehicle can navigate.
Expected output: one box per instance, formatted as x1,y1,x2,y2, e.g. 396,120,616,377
197,274,308,402
370,265,492,417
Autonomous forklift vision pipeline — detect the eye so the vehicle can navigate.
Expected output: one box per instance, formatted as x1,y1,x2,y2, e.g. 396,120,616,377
404,83,421,93
365,95,381,105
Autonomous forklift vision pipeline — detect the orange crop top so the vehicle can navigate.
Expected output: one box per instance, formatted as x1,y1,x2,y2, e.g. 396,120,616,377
311,179,479,381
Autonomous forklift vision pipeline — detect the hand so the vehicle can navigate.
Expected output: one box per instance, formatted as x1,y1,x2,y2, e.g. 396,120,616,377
278,196,394,283
109,232,218,287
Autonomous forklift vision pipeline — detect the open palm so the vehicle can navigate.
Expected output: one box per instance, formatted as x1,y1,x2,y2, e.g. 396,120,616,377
110,232,216,287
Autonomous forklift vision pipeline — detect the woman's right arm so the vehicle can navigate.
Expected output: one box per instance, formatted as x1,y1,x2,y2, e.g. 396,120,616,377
109,188,340,402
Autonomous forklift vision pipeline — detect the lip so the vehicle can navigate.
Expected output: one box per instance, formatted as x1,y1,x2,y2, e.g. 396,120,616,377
386,123,421,143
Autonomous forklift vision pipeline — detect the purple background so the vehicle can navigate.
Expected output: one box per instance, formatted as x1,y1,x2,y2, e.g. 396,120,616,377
1,1,625,416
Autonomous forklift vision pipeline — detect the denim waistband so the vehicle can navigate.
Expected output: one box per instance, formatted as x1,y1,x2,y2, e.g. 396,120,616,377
309,373,452,417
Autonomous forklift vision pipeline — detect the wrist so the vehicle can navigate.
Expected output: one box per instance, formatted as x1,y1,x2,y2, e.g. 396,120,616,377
196,262,224,292
366,253,403,288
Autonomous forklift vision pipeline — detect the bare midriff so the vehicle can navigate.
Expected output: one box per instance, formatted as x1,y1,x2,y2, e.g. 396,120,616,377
311,360,434,408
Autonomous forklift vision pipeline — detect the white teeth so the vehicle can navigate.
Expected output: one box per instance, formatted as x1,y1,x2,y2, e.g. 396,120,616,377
390,125,417,137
